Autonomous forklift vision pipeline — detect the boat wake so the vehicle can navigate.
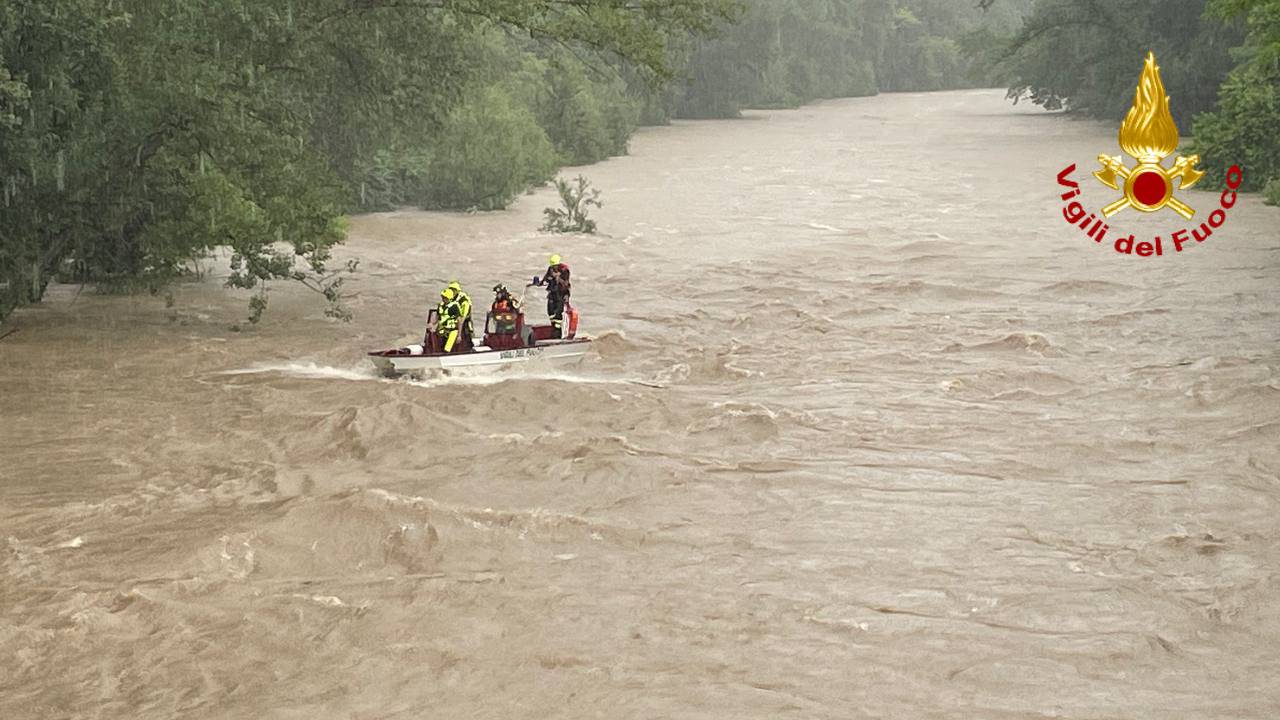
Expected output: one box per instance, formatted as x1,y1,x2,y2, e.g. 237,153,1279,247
217,361,377,382
216,361,660,389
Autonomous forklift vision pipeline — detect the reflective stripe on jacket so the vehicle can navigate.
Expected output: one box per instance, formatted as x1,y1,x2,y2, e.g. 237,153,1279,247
437,299,462,330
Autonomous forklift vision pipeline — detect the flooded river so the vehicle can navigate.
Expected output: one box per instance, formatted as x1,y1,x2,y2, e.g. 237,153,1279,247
2,89,1278,718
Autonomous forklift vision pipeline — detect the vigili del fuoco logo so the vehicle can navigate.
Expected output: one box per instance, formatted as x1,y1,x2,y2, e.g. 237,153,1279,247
1056,52,1243,257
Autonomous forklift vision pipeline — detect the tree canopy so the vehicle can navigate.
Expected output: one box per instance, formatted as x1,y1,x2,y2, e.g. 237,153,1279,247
979,0,1278,191
1188,0,1280,192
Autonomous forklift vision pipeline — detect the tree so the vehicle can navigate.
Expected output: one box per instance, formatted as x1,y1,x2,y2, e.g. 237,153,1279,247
670,0,1027,119
422,85,558,210
987,0,1244,127
1188,0,1280,190
541,176,602,234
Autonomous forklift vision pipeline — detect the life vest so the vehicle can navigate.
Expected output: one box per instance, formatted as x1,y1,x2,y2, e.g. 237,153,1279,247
490,297,515,333
436,299,461,330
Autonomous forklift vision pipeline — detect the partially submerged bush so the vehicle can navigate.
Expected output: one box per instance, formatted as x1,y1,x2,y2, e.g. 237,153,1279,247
541,175,602,234
1265,178,1280,207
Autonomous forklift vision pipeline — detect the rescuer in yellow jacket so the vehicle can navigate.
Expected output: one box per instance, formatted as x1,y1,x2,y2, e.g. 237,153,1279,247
447,280,473,345
436,286,464,353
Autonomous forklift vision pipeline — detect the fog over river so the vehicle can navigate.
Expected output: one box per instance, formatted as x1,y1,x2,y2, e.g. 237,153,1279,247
2,89,1278,719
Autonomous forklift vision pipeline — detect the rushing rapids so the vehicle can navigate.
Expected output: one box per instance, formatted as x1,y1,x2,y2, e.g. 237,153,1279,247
2,90,1278,718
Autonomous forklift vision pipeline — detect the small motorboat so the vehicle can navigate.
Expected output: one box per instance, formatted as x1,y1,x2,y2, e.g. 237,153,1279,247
368,294,590,376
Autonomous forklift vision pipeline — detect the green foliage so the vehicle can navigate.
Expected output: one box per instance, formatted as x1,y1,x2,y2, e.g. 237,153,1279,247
669,0,1028,119
352,31,640,213
331,1,687,238
536,59,638,166
1189,62,1280,190
878,1,992,92
0,0,441,322
0,0,114,319
1265,178,1280,205
986,0,1279,192
675,0,882,117
1211,0,1280,67
0,0,738,323
542,176,602,234
987,0,1244,127
1188,0,1280,190
441,0,740,84
354,148,433,212
420,86,558,211
982,0,1280,195
884,33,965,93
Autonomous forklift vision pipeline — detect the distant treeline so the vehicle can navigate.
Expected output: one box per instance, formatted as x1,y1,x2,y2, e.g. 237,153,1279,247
978,0,1280,194
668,0,1034,118
363,0,1036,212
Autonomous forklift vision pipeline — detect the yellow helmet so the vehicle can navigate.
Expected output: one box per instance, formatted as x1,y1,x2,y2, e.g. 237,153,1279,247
441,287,457,301
447,280,462,292
548,254,561,266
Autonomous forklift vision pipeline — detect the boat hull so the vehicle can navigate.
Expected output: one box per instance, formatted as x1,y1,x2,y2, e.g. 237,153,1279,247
368,338,591,375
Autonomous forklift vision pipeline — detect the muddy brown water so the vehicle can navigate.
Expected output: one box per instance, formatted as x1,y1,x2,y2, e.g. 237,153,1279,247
2,90,1279,719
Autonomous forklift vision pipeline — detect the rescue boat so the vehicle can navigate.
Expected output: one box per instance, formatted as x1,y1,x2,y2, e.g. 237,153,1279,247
368,296,590,376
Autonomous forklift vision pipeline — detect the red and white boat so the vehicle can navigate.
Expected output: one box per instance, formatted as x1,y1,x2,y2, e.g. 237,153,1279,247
368,298,590,375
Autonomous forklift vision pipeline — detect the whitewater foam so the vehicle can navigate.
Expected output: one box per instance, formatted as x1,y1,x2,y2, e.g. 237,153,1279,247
217,360,641,389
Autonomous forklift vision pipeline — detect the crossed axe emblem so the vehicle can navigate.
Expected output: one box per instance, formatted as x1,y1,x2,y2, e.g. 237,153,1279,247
1093,153,1204,220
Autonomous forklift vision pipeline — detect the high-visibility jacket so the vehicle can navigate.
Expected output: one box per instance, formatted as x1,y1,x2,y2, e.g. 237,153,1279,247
437,299,462,331
456,291,473,334
437,298,464,352
445,281,473,336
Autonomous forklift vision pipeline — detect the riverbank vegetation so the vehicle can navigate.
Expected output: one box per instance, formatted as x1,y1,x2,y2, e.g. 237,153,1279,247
672,0,1035,118
2,0,1275,322
0,0,735,321
980,0,1280,192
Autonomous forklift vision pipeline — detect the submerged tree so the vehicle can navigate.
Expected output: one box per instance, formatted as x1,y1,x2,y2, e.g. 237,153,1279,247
542,176,603,234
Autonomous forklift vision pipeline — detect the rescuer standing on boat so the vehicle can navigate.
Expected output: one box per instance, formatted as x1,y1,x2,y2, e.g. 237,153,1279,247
447,280,473,345
436,286,464,353
534,254,571,338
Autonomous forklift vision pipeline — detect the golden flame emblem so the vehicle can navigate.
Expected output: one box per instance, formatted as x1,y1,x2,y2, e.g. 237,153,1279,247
1093,52,1204,219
